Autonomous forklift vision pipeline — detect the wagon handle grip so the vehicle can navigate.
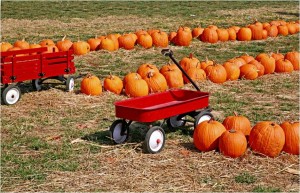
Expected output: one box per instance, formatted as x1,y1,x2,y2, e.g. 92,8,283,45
161,49,200,91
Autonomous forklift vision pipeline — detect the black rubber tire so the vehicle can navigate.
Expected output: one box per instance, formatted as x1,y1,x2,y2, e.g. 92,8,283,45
32,79,42,91
166,115,186,132
144,126,165,154
110,120,129,144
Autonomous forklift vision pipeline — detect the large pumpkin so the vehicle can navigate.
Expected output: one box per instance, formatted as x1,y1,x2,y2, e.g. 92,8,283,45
103,74,123,95
100,37,115,51
257,54,276,74
223,62,240,81
80,74,102,96
87,36,102,51
137,64,159,79
193,119,226,152
275,59,294,73
118,34,135,50
249,121,285,157
14,38,30,49
222,112,252,136
160,64,184,88
219,129,247,158
239,63,258,80
237,27,252,41
137,33,153,49
174,26,193,46
183,67,206,83
216,28,229,42
0,42,13,52
280,121,300,155
151,31,169,48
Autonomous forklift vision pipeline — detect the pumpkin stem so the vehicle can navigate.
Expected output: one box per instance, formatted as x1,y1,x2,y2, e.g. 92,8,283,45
233,111,238,116
229,129,236,133
189,53,193,59
62,35,66,41
147,71,154,78
270,122,276,126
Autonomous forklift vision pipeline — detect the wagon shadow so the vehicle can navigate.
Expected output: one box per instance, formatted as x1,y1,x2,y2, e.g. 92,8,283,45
81,121,191,147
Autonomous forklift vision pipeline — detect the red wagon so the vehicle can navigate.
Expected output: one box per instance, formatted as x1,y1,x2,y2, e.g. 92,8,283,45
110,49,213,153
1,47,76,105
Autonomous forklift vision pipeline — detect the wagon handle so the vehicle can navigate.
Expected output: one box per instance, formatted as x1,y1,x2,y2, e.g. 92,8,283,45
161,49,200,91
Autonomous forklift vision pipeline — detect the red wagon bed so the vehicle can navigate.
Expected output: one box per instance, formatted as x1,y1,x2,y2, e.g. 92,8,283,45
115,89,209,122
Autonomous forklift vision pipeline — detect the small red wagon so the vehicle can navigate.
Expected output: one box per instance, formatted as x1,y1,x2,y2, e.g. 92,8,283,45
1,47,76,105
110,49,214,153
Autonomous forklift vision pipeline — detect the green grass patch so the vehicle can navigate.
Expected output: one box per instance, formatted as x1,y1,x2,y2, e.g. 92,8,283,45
235,172,256,184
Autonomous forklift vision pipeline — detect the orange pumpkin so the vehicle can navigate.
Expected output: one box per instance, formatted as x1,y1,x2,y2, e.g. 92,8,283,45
257,54,276,74
180,53,200,71
151,31,169,48
205,63,227,84
87,36,101,51
137,64,159,79
14,38,30,49
218,130,247,158
249,121,285,157
239,64,258,80
0,42,13,52
137,33,153,49
248,60,265,77
125,74,149,98
193,119,226,152
280,121,300,155
118,34,135,50
174,26,193,46
107,34,120,51
200,28,218,43
227,27,237,41
222,112,252,136
277,25,289,36
168,31,177,43
183,67,206,83
275,59,294,73
216,28,229,42
56,35,73,51
123,72,142,88
143,71,168,93
285,51,299,70
72,41,90,55
237,27,252,41
240,54,255,63
100,38,115,51
192,26,204,38
103,74,123,95
160,64,184,88
40,39,55,47
223,62,240,81
80,74,102,96
265,25,278,37
200,57,214,70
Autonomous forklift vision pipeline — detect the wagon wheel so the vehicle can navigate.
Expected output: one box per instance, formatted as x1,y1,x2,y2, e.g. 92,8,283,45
66,76,75,92
194,111,214,128
1,84,21,105
110,120,129,144
144,126,165,154
167,115,186,132
32,79,42,91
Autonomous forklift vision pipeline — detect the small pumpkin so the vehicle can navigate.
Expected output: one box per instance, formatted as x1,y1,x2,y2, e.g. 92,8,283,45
240,54,255,63
200,28,218,43
143,71,168,93
100,37,115,51
257,54,276,74
174,26,193,46
249,121,285,157
275,59,294,73
151,31,169,48
56,35,73,51
125,74,149,97
168,31,177,43
265,25,278,37
103,74,123,95
0,42,13,52
14,38,30,49
237,27,252,41
239,63,258,80
193,119,226,152
277,25,289,36
107,34,120,51
72,40,90,55
227,27,237,41
80,74,102,96
216,28,229,42
40,39,55,47
192,26,204,38
180,53,200,71
118,34,135,50
200,57,214,70
285,51,299,70
87,36,102,51
248,60,265,77
137,64,159,79
160,64,184,88
183,67,206,83
280,121,300,155
137,33,153,49
205,62,227,84
223,62,240,81
123,72,142,88
218,129,247,158
222,112,252,136
271,51,284,61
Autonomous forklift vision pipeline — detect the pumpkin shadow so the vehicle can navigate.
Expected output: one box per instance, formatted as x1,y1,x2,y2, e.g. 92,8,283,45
275,11,300,17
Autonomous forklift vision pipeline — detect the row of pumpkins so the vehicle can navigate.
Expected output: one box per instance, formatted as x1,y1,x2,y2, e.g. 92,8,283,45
80,50,299,97
1,19,299,55
194,113,299,158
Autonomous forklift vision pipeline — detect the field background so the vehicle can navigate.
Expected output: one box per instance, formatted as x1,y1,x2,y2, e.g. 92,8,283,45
1,1,299,192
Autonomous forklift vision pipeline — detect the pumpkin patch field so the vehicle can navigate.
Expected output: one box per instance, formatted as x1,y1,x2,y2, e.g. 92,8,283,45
1,1,300,192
